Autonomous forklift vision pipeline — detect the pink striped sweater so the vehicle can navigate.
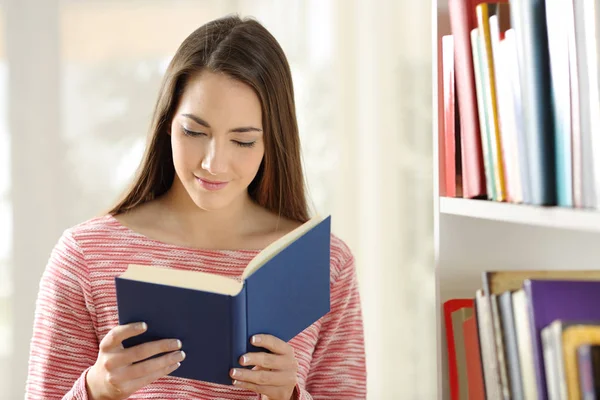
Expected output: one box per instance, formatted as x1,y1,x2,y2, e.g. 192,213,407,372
25,215,366,399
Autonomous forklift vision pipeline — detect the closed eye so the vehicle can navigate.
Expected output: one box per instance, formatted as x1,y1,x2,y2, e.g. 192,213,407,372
183,127,256,148
233,141,256,148
182,128,206,137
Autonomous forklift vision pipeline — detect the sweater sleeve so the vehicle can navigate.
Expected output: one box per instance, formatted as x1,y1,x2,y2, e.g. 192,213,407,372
25,229,99,400
296,245,367,399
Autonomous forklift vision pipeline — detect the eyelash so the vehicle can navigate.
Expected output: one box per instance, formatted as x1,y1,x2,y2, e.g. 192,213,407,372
182,128,256,148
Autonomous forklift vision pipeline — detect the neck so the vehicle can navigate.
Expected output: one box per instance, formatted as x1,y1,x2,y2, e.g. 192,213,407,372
159,175,257,239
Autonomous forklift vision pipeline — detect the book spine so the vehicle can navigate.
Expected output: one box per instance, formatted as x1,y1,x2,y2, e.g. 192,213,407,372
511,0,557,206
447,0,487,199
231,286,247,370
578,344,597,400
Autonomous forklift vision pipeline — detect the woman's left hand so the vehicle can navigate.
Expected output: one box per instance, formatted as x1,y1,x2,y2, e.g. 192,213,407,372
230,334,298,400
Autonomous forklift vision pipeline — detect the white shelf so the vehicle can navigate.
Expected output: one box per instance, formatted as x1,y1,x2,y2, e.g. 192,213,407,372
440,197,600,233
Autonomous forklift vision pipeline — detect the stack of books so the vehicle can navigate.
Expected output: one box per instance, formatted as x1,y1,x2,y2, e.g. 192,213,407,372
444,271,600,399
438,0,600,209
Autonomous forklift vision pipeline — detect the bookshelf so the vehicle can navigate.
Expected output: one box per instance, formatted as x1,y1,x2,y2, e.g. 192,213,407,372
433,1,600,398
440,197,600,233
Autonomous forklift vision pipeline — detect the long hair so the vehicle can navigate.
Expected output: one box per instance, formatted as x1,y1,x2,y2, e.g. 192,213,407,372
107,15,309,223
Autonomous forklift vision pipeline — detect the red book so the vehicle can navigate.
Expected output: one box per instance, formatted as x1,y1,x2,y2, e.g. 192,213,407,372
444,299,474,399
463,315,485,399
448,0,506,199
442,35,457,197
438,36,447,197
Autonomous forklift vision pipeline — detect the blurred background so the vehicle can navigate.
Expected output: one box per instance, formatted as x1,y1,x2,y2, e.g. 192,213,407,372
0,0,435,398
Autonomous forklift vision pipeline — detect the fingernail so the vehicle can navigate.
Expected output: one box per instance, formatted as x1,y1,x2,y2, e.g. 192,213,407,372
231,368,239,377
232,380,239,385
180,351,186,361
241,355,248,365
139,322,148,331
252,335,261,344
175,340,182,349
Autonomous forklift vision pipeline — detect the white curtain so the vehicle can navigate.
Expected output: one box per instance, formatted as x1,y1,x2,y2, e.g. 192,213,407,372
1,0,435,398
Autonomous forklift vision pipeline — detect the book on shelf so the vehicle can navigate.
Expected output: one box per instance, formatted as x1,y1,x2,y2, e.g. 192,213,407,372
443,270,600,400
463,315,485,398
115,215,332,385
447,0,488,199
439,0,600,209
441,34,462,198
577,344,600,398
443,299,474,399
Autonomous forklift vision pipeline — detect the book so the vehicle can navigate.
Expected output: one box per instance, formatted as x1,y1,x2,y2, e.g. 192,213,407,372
562,325,600,399
512,289,538,399
578,344,600,399
498,291,524,399
443,299,474,400
490,293,510,399
475,289,502,398
504,28,531,203
510,0,557,205
447,0,488,199
471,27,496,199
545,0,573,207
463,315,486,399
490,7,521,204
476,3,507,202
583,0,600,210
438,35,448,197
115,215,332,385
442,34,458,198
542,320,600,400
572,0,597,209
482,270,600,296
524,279,600,399
452,306,473,399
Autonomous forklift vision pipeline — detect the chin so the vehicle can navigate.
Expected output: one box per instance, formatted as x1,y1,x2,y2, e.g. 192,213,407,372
190,197,230,212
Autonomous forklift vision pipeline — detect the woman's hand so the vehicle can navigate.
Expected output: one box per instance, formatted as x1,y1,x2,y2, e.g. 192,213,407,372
86,322,186,400
230,334,298,400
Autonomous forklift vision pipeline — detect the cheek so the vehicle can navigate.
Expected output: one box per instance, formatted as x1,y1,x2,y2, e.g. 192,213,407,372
172,136,202,169
234,148,264,178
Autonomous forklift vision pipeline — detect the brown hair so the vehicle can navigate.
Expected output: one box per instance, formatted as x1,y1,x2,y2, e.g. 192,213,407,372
107,15,309,222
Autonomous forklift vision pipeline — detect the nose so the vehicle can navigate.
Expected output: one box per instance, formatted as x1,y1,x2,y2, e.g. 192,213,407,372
201,138,228,176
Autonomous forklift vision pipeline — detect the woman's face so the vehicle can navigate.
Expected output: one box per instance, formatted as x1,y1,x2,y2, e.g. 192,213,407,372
170,70,265,211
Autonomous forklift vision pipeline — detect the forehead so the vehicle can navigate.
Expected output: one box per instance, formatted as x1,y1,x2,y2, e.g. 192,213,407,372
177,71,262,126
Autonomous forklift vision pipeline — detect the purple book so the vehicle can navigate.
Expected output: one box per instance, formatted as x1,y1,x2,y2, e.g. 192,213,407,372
524,279,600,400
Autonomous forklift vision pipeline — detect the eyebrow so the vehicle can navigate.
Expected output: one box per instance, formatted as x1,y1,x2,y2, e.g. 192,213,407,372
182,113,263,133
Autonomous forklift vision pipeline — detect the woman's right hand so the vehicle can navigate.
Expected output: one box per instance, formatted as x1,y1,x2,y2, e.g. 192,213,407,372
85,322,186,400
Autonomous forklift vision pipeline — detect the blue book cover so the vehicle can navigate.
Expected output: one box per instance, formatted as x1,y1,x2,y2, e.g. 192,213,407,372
524,279,600,400
510,0,557,205
115,215,331,386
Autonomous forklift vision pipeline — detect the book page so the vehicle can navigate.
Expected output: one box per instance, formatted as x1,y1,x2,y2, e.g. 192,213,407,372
120,264,244,296
241,214,325,280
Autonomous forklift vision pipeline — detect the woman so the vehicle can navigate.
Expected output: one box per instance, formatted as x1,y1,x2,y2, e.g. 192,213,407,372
25,14,366,400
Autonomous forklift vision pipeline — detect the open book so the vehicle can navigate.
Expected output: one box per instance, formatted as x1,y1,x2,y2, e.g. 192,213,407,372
115,214,331,385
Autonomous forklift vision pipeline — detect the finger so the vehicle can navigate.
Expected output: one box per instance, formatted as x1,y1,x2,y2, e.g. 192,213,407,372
100,322,148,352
126,350,186,380
232,379,288,399
239,352,294,370
124,338,182,364
230,367,294,387
123,360,181,394
250,335,291,355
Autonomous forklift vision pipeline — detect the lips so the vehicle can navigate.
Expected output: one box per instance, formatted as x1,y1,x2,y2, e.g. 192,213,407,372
197,177,227,185
194,175,229,191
